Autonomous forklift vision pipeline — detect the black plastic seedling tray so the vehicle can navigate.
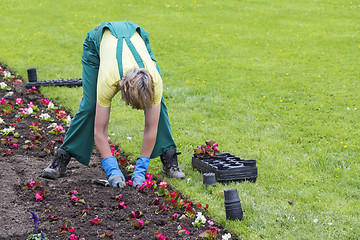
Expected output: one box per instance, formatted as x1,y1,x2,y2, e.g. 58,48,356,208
192,153,258,182
25,79,83,89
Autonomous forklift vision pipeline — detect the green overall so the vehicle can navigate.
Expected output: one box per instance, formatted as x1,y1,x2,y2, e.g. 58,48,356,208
61,21,176,166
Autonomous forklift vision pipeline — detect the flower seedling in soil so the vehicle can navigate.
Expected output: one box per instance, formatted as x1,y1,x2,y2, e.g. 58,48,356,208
155,202,170,214
169,213,179,222
23,181,42,190
48,123,65,134
152,197,161,205
131,218,149,230
89,217,102,225
115,194,123,201
48,215,59,222
193,212,207,227
115,201,127,210
185,201,196,218
155,180,170,197
198,227,220,240
154,232,169,240
58,220,75,233
99,231,114,238
126,210,144,220
26,211,49,240
177,225,190,235
194,140,220,157
78,203,92,217
35,190,50,202
44,203,53,212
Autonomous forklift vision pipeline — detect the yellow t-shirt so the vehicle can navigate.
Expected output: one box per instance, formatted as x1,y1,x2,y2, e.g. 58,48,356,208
97,29,163,107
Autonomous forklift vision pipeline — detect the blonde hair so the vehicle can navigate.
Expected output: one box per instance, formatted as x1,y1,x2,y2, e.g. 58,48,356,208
120,68,155,110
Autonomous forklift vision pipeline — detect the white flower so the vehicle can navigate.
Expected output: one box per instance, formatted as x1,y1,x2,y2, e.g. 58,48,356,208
4,70,11,77
65,115,72,125
194,212,206,224
48,123,57,129
1,126,15,135
313,219,318,223
47,101,54,109
39,113,51,120
0,82,7,88
222,233,232,240
28,107,33,114
0,118,4,124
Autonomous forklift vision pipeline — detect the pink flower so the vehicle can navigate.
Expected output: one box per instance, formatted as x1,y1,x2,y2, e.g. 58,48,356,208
15,98,23,104
126,180,133,186
69,234,79,240
170,192,177,198
137,219,145,226
59,110,66,115
172,213,179,219
145,179,154,188
204,204,209,210
35,193,43,202
115,194,123,201
118,202,127,209
1,97,7,104
71,195,78,201
55,125,63,132
159,180,167,188
157,233,167,240
69,228,76,232
12,143,17,147
41,98,50,105
208,220,214,225
89,217,102,225
16,78,23,84
145,173,152,179
27,102,34,108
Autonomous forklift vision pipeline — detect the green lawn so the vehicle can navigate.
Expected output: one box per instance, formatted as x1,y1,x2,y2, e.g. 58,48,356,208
1,0,359,239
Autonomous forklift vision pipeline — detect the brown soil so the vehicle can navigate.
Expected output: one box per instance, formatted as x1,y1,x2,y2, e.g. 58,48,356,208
0,67,236,240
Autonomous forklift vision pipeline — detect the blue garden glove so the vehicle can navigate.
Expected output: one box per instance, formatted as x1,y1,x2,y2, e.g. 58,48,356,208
101,156,125,188
131,156,150,188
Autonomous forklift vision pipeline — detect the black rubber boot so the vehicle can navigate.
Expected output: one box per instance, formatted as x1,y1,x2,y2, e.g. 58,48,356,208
42,148,71,180
160,149,185,179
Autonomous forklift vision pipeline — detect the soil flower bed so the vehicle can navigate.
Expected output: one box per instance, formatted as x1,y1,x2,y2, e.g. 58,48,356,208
0,66,236,240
